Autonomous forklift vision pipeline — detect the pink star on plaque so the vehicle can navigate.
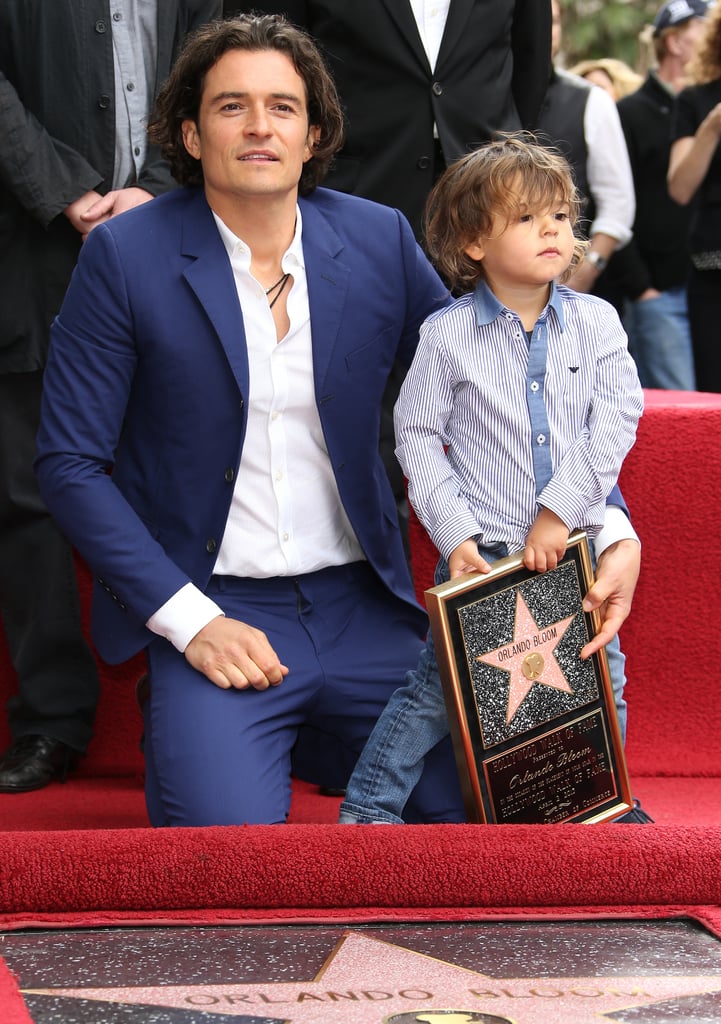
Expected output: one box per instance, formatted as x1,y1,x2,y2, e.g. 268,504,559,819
476,591,575,724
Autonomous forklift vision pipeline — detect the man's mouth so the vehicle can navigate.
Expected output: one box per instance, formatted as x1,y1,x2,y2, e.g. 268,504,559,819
239,151,278,161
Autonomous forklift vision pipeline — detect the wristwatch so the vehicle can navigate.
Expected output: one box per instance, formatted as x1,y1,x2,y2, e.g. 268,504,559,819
586,249,608,273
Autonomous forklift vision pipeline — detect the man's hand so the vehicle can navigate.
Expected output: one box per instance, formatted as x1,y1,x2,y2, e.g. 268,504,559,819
523,508,568,572
581,538,641,659
79,186,154,233
184,616,289,691
448,538,492,579
64,190,104,235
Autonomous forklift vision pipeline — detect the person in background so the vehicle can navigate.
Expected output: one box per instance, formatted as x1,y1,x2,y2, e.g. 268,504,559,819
0,0,222,794
338,136,643,825
35,15,644,828
604,0,708,391
225,1,553,563
668,0,721,392
538,0,636,297
569,57,644,101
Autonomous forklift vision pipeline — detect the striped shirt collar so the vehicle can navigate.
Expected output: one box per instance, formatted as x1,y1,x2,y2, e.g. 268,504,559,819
472,279,566,332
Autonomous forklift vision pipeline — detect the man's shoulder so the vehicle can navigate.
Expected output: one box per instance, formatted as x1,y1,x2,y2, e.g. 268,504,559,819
96,187,201,245
302,187,407,228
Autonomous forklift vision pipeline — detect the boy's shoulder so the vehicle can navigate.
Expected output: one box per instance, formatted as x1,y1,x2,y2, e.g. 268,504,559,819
554,282,619,318
424,292,476,325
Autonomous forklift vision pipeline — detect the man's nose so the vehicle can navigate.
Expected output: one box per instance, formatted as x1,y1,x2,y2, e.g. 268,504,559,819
245,105,271,134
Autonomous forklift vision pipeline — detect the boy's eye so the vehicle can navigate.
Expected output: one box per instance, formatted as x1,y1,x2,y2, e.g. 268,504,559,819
519,214,533,223
554,212,568,222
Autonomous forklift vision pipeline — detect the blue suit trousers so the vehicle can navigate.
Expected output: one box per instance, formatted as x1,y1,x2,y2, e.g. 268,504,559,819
143,562,466,826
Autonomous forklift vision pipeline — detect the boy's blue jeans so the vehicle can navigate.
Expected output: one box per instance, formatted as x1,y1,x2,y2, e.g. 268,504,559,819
338,542,627,824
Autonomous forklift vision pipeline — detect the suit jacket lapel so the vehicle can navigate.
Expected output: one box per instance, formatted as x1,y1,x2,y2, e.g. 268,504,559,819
179,191,250,397
298,197,351,397
379,0,431,73
437,0,475,71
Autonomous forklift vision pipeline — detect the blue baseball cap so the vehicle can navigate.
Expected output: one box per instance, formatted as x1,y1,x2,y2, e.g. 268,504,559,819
653,0,710,35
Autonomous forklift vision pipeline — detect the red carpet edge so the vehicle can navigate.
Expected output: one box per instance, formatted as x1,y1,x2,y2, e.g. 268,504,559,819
1,823,720,925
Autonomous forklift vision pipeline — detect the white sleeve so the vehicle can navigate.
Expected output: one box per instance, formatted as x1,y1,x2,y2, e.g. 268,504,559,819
595,504,640,557
146,583,224,653
584,85,636,247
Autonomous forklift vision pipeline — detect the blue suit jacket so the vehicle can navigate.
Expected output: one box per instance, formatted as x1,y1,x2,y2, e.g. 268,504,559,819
36,187,449,663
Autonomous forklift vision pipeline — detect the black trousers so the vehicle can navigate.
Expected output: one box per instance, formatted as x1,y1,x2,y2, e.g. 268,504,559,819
0,370,98,750
687,266,721,393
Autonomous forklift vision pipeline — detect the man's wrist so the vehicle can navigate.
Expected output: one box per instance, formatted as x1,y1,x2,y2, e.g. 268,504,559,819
586,249,608,273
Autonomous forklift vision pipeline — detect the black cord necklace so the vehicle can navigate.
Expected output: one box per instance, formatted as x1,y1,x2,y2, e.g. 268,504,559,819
265,272,290,309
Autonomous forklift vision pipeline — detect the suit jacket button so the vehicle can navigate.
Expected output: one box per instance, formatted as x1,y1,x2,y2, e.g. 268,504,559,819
224,467,235,483
417,155,431,170
432,81,443,96
206,538,217,554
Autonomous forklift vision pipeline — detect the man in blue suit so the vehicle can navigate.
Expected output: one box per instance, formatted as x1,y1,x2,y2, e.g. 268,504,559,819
36,14,641,827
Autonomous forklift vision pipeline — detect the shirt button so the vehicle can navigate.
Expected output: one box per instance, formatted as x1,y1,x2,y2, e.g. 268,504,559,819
126,82,135,92
282,532,289,542
531,381,539,392
275,470,284,482
112,10,122,19
536,434,546,445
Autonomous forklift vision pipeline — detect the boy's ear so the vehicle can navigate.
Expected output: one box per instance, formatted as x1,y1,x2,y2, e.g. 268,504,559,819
464,240,485,261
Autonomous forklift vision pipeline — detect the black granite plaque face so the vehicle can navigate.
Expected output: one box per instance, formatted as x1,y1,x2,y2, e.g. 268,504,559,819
2,919,721,1023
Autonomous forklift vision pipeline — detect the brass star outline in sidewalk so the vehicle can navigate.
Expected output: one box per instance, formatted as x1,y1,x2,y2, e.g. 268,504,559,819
24,930,721,1023
476,591,574,723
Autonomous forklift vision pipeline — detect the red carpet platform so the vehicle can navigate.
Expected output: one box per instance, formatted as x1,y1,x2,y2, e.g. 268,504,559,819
0,390,720,930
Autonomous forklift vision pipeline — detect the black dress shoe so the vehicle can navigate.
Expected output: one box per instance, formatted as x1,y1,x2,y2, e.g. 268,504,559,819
614,798,654,823
0,735,80,793
318,786,347,798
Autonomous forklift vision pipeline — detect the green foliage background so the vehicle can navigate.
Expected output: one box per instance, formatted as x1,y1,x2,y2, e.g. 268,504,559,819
557,0,664,71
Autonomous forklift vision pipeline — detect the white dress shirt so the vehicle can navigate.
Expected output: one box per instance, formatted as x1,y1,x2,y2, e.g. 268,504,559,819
146,207,363,652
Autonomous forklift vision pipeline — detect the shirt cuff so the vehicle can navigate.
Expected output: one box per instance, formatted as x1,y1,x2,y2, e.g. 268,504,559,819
146,582,224,653
595,504,639,558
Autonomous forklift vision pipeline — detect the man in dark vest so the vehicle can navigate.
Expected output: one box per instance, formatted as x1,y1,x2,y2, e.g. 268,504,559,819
538,0,635,296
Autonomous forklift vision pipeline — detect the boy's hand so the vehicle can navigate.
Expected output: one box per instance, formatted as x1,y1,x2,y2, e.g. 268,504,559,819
523,508,569,572
448,539,493,579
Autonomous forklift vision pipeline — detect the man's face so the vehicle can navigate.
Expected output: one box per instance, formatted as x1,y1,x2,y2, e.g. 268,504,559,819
181,48,320,211
673,16,707,68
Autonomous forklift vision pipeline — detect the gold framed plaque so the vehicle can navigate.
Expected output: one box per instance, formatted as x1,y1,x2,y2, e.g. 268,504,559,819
425,531,633,824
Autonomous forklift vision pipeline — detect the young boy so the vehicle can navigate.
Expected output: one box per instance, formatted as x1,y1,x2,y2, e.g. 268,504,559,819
339,134,644,824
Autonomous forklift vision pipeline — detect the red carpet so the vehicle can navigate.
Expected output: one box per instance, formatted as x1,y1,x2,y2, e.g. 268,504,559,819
2,823,721,932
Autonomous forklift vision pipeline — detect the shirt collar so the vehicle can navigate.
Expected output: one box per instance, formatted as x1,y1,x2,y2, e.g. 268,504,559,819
472,279,566,331
212,205,306,271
